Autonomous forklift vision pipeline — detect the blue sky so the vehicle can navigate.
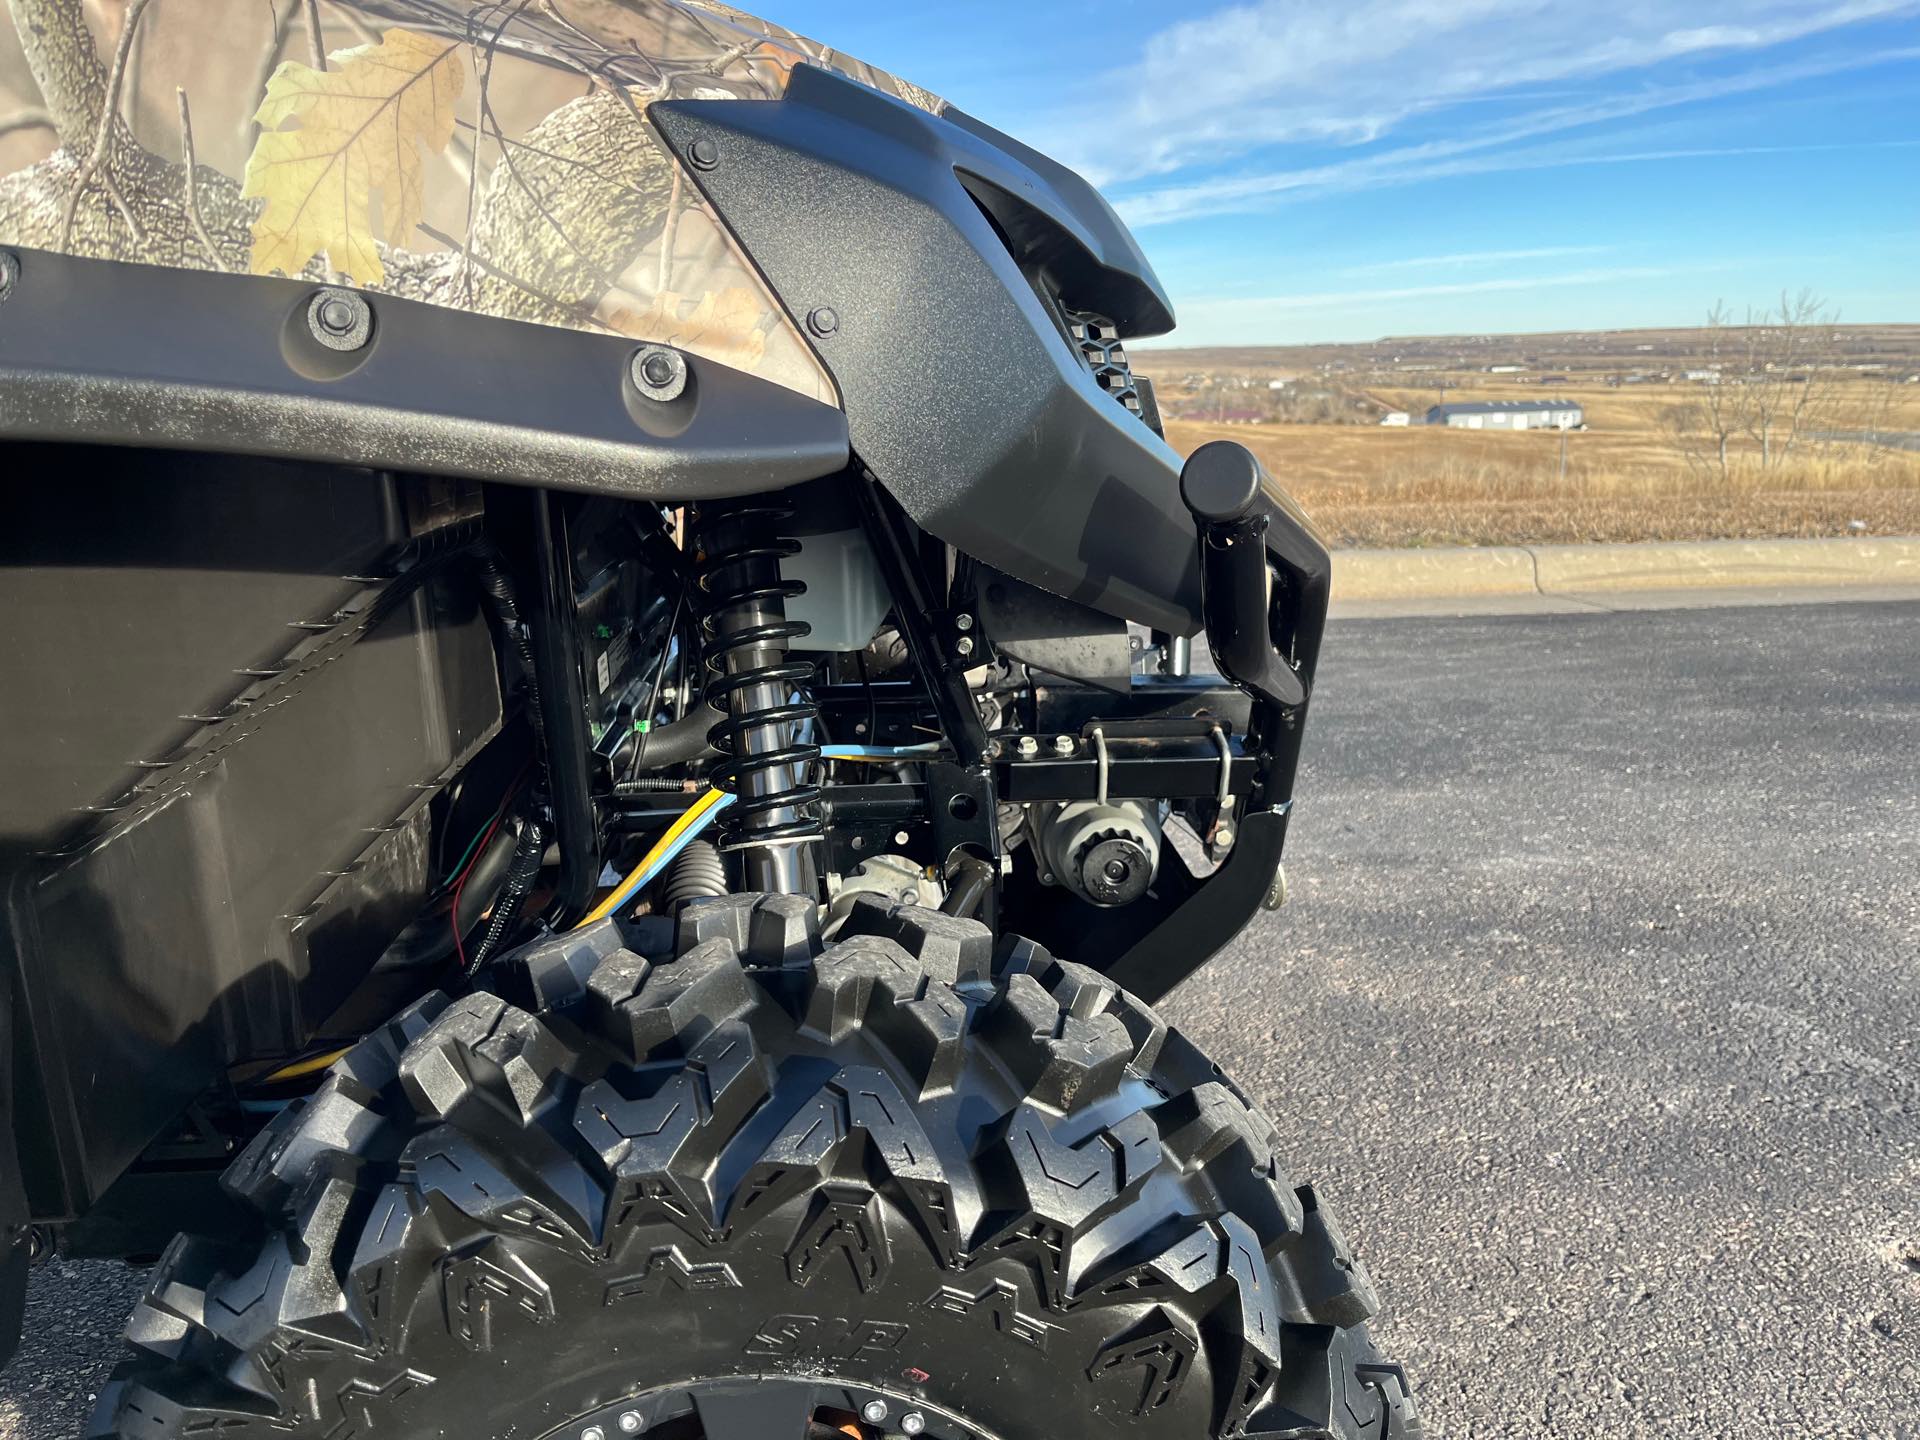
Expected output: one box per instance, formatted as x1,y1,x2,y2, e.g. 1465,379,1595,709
769,1,1920,346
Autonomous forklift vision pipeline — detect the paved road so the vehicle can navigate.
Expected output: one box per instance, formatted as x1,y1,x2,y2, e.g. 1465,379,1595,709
5,600,1918,1438
1164,598,1920,1437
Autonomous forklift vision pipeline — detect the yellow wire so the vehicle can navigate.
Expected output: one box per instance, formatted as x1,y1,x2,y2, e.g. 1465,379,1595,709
261,1046,351,1084
575,787,729,929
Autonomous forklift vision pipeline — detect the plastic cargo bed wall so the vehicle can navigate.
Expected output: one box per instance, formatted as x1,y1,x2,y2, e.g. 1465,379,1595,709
0,448,502,1220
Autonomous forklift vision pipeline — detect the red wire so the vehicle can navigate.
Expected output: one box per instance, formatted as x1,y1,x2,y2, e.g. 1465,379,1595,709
450,808,510,973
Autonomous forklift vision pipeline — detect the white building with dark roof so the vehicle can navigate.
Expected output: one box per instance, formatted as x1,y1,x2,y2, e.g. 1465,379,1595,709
1425,400,1584,430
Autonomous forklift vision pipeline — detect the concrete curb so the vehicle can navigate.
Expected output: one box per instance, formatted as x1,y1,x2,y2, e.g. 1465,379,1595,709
1333,536,1920,601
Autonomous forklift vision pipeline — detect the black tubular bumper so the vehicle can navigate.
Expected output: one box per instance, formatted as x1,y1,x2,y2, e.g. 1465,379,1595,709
652,65,1206,636
1106,441,1332,1000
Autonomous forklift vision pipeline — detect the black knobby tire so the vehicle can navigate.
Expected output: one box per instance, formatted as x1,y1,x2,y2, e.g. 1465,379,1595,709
94,895,1420,1440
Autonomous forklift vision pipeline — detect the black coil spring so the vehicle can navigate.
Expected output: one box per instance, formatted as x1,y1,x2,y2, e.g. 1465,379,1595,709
696,504,823,850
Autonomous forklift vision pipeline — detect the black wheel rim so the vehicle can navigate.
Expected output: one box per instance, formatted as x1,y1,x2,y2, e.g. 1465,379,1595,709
535,1377,996,1440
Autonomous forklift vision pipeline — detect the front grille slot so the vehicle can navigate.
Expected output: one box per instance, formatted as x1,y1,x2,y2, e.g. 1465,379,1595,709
1063,309,1162,435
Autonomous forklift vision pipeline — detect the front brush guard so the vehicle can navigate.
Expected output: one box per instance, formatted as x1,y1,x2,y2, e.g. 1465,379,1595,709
1104,440,1330,999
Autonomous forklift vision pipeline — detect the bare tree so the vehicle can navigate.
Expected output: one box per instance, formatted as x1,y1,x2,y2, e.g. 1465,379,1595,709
1691,301,1751,483
1665,292,1845,480
1745,289,1842,467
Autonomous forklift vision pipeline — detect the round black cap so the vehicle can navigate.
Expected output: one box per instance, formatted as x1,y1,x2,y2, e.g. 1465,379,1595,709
1180,440,1264,523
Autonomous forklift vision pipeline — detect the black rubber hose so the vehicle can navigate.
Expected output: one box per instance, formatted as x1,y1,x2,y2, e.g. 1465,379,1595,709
630,705,722,768
941,853,996,919
474,553,547,761
469,819,545,970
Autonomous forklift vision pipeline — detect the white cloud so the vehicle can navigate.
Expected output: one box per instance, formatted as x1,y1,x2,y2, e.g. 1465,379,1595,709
1341,246,1615,276
1059,0,1920,182
1113,96,1920,228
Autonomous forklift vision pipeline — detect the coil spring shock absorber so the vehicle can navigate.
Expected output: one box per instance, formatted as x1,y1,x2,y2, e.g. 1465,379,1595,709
694,501,822,895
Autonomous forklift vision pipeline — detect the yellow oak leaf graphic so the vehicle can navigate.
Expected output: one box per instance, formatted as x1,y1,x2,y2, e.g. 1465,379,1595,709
242,28,465,284
676,288,767,349
598,287,770,370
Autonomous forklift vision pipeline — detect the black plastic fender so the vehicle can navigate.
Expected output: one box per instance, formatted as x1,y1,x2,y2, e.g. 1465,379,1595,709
652,65,1205,636
0,248,850,501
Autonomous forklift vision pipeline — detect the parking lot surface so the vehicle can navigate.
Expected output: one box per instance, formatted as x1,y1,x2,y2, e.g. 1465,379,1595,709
1164,599,1920,1436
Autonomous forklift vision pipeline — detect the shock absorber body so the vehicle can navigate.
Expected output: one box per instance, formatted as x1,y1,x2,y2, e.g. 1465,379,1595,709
695,502,822,896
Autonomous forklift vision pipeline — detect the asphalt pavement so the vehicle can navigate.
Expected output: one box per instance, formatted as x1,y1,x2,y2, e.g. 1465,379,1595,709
5,598,1917,1438
1164,597,1920,1437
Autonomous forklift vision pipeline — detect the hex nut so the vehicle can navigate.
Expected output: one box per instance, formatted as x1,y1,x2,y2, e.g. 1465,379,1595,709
955,635,975,659
307,287,371,351
1016,736,1040,758
630,345,688,403
954,612,974,632
1052,734,1076,756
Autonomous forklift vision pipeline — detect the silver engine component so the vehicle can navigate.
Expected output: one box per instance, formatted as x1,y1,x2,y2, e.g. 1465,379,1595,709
824,854,945,933
1034,799,1164,907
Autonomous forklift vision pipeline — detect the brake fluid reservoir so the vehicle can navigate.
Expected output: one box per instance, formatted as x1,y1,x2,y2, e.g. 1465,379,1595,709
780,528,891,653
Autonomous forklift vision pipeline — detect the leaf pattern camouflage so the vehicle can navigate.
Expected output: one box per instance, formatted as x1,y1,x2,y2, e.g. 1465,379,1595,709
0,0,946,402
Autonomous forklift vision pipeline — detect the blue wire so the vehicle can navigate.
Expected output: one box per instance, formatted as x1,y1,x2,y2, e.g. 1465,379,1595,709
820,743,942,760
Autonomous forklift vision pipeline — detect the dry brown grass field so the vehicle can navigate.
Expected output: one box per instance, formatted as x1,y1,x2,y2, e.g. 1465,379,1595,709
1141,354,1920,548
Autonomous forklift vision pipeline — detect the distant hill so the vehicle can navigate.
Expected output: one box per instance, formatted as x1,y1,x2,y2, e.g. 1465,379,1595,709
1131,323,1920,378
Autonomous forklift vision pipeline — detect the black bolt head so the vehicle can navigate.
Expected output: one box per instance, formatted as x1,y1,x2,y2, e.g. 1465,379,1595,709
306,287,371,351
317,298,355,334
629,345,688,403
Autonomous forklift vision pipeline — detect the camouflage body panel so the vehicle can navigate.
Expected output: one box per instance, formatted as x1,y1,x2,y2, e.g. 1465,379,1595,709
0,0,944,403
